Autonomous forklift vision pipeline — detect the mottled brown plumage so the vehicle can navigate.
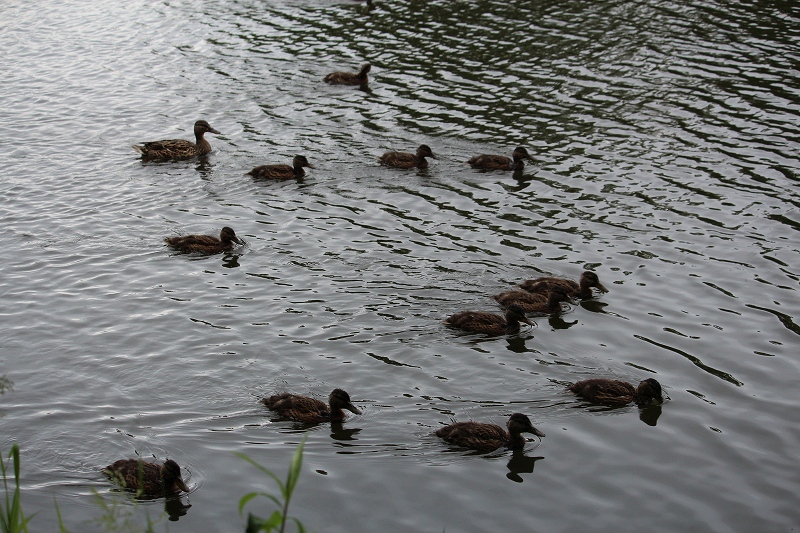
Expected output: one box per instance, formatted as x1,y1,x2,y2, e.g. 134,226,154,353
436,413,545,452
324,64,371,85
519,271,608,300
103,459,189,497
247,155,315,180
467,146,534,171
379,144,436,169
445,304,533,336
165,226,244,255
133,120,220,160
493,286,570,314
569,378,663,406
262,388,361,423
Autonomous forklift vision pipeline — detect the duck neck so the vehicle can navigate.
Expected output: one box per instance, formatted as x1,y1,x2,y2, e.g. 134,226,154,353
195,131,211,154
506,429,526,450
292,164,306,178
511,157,525,171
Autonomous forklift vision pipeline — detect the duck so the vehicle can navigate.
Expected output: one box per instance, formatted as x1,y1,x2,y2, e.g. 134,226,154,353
247,155,315,180
379,144,436,169
568,378,663,406
444,304,533,336
467,146,534,171
493,285,571,315
165,226,244,254
324,64,371,85
132,120,220,160
103,459,190,497
519,271,608,300
261,388,361,424
436,413,545,452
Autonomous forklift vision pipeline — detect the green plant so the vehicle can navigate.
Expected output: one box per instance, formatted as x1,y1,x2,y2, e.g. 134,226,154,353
0,376,12,396
236,436,308,533
0,444,33,533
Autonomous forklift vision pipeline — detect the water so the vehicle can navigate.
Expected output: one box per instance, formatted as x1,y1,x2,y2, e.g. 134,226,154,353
1,0,799,531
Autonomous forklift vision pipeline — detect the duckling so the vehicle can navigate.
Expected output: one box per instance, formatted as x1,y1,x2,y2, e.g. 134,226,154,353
467,146,534,171
133,120,220,160
379,144,436,169
519,271,608,300
445,304,533,336
165,226,244,255
568,378,663,406
103,459,189,497
247,155,315,180
436,413,545,452
324,64,371,85
493,285,570,315
262,388,361,424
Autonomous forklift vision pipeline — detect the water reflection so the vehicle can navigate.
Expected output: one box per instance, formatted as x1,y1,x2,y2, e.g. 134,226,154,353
638,405,662,427
164,495,192,521
330,423,362,442
222,253,242,269
506,452,544,483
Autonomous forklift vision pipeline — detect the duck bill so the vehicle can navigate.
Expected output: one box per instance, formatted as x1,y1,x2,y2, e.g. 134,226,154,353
521,317,534,326
232,236,245,245
209,127,221,135
596,283,609,293
175,478,190,493
345,403,362,415
530,427,546,438
306,164,316,169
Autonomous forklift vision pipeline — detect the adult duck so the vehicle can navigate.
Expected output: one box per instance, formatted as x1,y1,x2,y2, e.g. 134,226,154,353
519,271,608,300
444,304,533,336
103,459,190,497
467,146,534,171
247,155,315,180
493,286,570,315
165,226,244,254
379,144,436,169
568,378,663,406
261,388,361,424
436,413,545,452
324,63,372,85
133,120,220,160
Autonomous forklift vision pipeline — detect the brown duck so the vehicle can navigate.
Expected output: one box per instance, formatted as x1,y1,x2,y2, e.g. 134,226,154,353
444,304,533,336
519,271,608,300
324,64,371,85
247,155,315,180
379,144,436,169
103,459,189,497
436,413,545,452
493,285,570,315
165,226,244,254
262,388,361,423
467,146,534,171
133,120,220,160
568,378,663,406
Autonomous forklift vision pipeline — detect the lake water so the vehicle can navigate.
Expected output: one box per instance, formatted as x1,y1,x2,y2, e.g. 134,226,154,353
1,0,799,531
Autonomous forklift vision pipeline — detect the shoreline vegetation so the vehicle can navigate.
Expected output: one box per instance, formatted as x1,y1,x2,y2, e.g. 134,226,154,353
0,441,308,533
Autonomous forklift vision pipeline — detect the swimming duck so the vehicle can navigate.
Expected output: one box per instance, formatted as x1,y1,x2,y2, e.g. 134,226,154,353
445,304,533,336
132,120,220,160
261,388,361,423
103,459,189,497
247,155,315,180
379,144,436,169
519,271,608,300
165,226,244,254
493,285,571,315
467,146,534,171
436,413,545,452
568,378,663,406
324,64,371,85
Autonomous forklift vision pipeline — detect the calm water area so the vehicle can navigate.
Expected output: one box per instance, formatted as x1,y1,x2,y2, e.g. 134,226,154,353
1,0,799,531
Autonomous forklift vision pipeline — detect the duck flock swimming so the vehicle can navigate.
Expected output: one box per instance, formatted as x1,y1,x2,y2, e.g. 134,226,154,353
106,63,665,498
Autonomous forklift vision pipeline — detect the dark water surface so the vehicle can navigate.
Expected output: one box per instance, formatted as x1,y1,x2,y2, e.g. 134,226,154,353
2,0,799,531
